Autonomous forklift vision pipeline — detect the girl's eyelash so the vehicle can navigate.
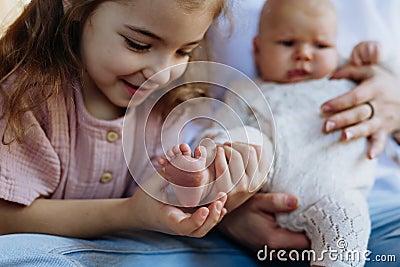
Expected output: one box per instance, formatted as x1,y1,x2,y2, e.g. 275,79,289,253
122,35,193,57
123,37,151,52
177,50,193,58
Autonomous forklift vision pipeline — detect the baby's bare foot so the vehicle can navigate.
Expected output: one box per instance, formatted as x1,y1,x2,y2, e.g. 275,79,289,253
158,144,211,207
160,144,209,187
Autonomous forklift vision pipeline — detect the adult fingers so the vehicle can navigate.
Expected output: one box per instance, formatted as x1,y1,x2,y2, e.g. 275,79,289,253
250,193,299,213
368,130,387,159
264,227,310,250
330,64,375,82
322,66,377,113
324,102,374,133
340,117,381,142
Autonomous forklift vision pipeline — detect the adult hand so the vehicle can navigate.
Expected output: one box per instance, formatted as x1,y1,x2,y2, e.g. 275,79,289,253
322,64,400,159
218,192,310,251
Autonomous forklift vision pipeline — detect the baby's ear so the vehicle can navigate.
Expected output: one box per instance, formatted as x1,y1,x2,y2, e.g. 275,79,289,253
253,36,260,56
253,36,261,66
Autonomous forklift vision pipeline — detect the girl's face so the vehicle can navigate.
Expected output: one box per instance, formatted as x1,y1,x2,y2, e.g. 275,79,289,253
80,0,214,119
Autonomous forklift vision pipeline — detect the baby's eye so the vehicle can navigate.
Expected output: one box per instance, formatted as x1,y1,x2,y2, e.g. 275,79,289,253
123,37,151,52
315,43,329,49
279,40,295,47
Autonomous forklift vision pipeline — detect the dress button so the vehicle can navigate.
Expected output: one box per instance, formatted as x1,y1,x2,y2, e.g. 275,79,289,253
106,131,119,142
100,172,113,184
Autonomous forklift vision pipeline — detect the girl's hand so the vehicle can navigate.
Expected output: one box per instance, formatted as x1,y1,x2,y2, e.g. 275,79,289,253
322,64,400,159
218,193,309,251
128,181,227,238
208,141,272,212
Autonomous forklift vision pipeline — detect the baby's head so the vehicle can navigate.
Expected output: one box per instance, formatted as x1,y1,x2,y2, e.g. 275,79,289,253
254,0,338,83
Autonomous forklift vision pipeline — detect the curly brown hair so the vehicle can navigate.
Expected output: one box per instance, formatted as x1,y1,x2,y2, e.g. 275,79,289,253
0,0,231,145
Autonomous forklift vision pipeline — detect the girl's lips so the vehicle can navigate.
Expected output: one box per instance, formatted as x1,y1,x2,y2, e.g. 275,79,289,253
122,80,149,97
122,80,139,94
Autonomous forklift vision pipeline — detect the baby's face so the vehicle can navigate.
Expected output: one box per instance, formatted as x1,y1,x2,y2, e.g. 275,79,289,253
254,1,338,83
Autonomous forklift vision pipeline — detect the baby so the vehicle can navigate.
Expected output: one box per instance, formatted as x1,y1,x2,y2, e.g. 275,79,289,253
222,0,381,266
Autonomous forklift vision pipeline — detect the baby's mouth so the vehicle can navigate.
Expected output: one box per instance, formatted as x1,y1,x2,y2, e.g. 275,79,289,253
288,69,309,77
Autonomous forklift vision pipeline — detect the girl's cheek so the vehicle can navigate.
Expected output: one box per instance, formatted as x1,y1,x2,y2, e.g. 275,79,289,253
172,63,189,81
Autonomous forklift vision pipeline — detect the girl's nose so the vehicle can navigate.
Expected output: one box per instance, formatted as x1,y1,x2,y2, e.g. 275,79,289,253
142,57,173,88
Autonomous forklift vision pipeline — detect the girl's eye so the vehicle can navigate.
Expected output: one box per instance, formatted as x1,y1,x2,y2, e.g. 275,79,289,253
123,37,151,52
176,49,193,58
278,40,295,47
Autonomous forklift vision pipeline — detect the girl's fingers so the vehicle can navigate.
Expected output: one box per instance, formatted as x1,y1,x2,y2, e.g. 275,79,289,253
324,103,374,133
255,140,274,186
368,130,387,159
167,206,209,236
214,146,231,193
166,193,227,237
225,142,251,165
222,145,246,185
189,193,227,237
228,142,254,172
245,145,266,193
218,208,228,223
244,145,258,179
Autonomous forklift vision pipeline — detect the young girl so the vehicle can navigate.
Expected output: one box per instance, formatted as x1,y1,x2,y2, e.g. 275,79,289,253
0,0,269,265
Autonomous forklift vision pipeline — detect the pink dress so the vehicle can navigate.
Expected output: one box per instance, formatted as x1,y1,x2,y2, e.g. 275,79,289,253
0,80,189,205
